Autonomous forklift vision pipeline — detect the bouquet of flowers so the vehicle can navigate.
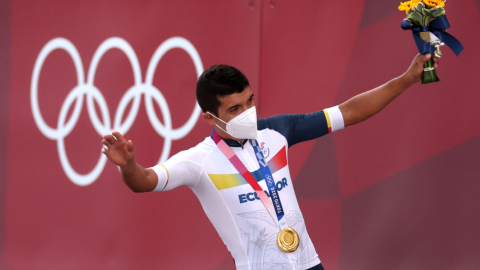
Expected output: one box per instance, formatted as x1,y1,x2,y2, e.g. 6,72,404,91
398,0,464,84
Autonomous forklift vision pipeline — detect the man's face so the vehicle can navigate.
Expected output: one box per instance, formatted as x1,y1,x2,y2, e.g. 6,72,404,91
203,87,255,140
217,87,254,122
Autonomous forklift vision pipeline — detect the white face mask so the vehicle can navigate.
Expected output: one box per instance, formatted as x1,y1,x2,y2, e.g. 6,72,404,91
208,106,258,139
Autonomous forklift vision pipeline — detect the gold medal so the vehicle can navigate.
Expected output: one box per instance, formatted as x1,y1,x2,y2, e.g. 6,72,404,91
277,227,299,252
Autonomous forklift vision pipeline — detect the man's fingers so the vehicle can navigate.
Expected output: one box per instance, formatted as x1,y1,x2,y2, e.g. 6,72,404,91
102,139,112,148
126,140,135,152
112,131,127,144
433,56,439,69
104,134,117,145
418,54,432,66
101,148,120,165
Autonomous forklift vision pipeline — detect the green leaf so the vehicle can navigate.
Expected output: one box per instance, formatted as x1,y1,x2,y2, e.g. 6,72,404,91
423,7,432,16
416,2,425,13
431,7,445,17
409,11,423,23
407,17,421,26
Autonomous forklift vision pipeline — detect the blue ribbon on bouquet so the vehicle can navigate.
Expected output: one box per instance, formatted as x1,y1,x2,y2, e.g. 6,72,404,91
401,15,463,56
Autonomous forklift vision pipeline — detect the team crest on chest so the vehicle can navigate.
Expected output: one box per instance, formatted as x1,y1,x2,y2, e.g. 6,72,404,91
260,142,270,159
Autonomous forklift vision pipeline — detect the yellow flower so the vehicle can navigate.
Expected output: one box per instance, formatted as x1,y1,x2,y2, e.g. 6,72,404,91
399,0,423,13
423,0,445,7
398,1,413,12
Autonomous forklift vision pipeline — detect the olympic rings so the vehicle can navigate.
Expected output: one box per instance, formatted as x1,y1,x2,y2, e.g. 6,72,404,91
31,37,203,186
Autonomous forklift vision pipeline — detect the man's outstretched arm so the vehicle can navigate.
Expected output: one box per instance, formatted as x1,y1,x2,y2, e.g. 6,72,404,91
339,53,439,127
102,131,158,192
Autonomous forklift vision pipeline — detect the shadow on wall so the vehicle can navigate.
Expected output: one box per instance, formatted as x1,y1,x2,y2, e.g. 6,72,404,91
339,134,480,270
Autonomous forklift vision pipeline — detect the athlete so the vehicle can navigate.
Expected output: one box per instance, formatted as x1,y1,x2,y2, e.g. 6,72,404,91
101,53,439,270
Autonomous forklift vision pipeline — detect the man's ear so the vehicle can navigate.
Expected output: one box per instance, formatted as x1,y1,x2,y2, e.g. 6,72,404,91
202,112,216,126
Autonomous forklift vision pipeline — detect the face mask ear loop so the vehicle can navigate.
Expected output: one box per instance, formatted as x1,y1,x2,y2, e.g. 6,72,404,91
207,112,228,125
207,112,232,136
215,124,230,135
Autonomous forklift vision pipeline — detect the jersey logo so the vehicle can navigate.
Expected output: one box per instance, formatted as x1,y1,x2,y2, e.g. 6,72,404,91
239,178,288,204
260,142,270,159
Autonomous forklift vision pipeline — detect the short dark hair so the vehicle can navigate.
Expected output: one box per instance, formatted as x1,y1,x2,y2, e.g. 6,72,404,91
196,65,250,116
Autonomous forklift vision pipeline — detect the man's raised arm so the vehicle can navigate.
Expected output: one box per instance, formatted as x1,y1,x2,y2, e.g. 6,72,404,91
101,131,158,192
339,53,439,127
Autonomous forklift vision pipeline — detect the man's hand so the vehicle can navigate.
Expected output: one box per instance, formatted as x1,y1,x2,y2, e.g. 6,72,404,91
102,132,157,192
402,53,440,85
102,131,136,167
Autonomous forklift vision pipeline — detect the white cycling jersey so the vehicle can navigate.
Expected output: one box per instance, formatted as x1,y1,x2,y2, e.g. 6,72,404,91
151,106,344,270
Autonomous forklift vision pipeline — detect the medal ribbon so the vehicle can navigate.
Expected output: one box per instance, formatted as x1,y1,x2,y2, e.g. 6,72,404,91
250,139,285,221
212,131,285,224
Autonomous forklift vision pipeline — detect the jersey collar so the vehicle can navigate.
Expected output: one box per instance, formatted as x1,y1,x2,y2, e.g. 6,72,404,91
210,129,248,148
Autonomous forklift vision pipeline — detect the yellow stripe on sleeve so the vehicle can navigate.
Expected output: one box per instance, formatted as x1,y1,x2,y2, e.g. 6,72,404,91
323,109,332,130
160,164,169,181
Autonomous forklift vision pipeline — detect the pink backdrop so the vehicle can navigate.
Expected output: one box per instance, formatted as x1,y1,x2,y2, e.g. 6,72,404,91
1,0,480,269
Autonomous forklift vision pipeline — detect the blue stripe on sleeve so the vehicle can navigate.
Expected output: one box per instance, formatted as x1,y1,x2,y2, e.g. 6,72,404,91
257,110,329,148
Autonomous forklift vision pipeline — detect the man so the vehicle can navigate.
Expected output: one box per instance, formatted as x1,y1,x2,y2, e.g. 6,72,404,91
101,54,438,270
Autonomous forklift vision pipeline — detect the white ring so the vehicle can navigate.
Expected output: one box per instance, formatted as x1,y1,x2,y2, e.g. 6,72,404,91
31,37,204,186
31,38,85,140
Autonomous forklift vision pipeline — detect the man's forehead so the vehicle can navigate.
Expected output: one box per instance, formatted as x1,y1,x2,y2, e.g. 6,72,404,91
218,87,252,107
